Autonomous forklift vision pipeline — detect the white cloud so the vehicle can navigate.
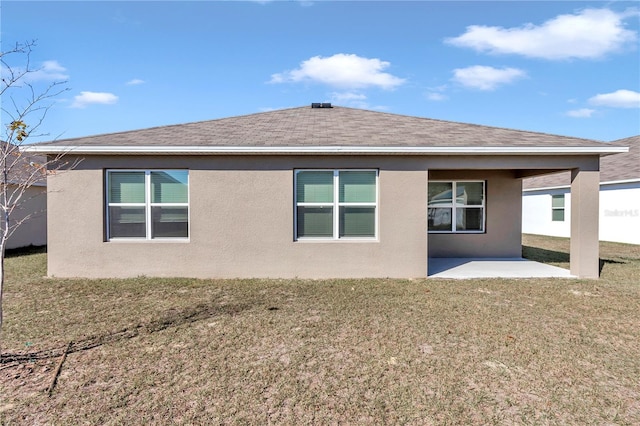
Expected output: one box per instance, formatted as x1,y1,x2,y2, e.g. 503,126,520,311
126,78,145,86
426,85,449,101
15,60,69,82
588,89,640,108
451,66,526,91
270,53,405,90
71,91,119,108
566,108,596,118
330,92,367,102
426,92,448,101
328,92,370,109
445,8,637,60
40,61,68,78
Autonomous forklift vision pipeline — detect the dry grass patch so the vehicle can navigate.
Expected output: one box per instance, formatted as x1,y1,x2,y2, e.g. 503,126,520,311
1,238,639,424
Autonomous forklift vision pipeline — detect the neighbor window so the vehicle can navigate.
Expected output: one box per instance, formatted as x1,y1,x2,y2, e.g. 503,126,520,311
551,194,565,222
106,170,189,240
295,170,377,240
428,181,485,233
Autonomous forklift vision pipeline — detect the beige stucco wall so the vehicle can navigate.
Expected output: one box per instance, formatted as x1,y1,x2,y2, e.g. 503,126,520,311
5,185,47,250
46,153,600,279
570,168,600,278
47,155,428,278
427,170,522,258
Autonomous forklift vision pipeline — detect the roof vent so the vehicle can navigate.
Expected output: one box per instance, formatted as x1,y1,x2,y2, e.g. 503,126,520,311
311,102,332,108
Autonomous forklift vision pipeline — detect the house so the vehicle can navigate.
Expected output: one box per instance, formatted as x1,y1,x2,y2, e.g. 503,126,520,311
23,104,627,279
5,183,47,250
1,142,47,250
523,136,639,245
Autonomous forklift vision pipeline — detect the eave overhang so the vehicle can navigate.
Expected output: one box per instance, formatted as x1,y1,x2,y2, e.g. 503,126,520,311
21,145,630,156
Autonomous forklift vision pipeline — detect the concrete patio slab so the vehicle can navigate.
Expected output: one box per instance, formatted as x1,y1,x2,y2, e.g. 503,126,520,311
428,258,575,279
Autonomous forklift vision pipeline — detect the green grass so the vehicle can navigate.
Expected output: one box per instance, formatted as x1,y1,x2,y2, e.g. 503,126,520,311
1,236,639,425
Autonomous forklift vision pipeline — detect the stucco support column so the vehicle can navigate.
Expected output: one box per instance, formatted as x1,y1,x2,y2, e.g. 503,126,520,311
425,171,429,277
570,168,600,278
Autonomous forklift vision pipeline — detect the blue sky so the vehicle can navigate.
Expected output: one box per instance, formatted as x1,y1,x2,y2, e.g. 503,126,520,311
2,1,639,143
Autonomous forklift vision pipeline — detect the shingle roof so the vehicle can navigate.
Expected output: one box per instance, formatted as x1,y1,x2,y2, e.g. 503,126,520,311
32,105,613,149
523,135,640,189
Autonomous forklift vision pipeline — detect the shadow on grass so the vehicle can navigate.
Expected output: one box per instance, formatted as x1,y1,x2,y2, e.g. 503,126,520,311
598,257,627,275
522,245,569,263
4,245,47,258
523,245,627,275
1,302,249,365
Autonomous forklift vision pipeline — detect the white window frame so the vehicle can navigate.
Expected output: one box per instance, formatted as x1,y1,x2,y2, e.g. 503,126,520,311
294,169,379,241
551,194,565,222
428,180,486,234
106,169,190,241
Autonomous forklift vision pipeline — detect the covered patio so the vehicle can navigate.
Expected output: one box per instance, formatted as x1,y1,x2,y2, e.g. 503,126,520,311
427,157,608,279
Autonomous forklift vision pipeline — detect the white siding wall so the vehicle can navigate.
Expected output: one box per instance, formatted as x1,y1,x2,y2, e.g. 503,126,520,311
523,182,640,245
522,188,571,238
599,183,640,244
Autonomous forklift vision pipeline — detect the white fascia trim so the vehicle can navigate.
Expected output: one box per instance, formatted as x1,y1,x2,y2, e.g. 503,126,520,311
523,178,640,192
602,178,640,186
21,145,630,155
523,185,571,192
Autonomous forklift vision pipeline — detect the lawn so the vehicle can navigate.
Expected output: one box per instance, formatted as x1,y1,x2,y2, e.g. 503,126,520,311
1,235,639,425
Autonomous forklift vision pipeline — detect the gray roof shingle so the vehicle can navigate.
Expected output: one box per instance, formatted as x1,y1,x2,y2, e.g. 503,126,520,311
523,135,640,189
34,105,613,149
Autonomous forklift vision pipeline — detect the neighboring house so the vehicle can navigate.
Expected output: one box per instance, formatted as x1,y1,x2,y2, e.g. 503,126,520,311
5,184,47,249
24,105,626,279
1,142,47,249
523,136,639,245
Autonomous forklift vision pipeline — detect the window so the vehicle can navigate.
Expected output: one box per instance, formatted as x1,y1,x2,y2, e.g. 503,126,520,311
551,194,565,222
428,181,485,233
106,170,189,240
295,170,377,240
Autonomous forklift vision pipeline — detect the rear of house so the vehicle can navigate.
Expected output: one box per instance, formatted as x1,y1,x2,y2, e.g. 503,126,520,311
25,105,625,279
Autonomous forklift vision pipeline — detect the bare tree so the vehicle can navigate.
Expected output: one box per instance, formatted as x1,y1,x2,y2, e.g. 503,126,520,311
0,40,71,331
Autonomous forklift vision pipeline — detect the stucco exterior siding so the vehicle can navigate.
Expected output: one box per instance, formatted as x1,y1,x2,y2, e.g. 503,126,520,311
424,155,598,172
570,169,600,278
47,155,428,278
46,153,603,279
428,170,523,258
